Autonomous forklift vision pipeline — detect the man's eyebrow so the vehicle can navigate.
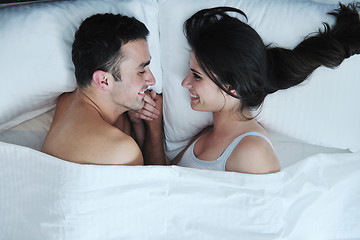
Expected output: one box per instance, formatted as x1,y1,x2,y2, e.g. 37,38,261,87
190,68,202,75
138,60,151,69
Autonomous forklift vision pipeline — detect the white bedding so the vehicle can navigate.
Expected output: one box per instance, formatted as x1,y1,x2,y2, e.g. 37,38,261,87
1,142,359,239
1,0,360,239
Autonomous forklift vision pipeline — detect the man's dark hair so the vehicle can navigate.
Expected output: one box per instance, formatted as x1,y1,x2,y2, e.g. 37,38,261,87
72,13,149,88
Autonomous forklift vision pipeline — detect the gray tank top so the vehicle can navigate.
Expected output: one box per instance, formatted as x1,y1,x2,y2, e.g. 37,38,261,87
177,132,273,171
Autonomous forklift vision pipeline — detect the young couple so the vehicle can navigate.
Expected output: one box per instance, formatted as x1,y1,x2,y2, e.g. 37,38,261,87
42,3,360,174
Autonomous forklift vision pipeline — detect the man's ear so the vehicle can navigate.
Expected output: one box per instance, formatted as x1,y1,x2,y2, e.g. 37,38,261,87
92,70,110,91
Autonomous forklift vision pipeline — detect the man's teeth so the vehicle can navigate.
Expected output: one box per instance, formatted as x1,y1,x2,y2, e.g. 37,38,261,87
139,90,145,94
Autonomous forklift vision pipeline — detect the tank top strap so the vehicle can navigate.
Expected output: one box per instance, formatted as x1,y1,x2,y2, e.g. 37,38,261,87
220,132,273,160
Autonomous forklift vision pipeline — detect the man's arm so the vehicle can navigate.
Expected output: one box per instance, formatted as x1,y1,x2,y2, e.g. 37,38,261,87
126,111,146,150
113,113,132,136
131,91,169,165
143,92,169,165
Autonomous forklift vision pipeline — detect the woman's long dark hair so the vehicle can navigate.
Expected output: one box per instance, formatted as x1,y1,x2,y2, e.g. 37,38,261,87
184,3,360,116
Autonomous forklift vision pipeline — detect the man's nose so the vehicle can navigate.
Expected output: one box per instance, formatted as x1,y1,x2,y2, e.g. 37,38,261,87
145,70,156,86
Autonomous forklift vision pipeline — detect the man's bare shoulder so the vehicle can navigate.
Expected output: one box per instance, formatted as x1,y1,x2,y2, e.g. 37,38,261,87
42,89,144,165
92,127,144,165
43,111,143,165
44,124,143,165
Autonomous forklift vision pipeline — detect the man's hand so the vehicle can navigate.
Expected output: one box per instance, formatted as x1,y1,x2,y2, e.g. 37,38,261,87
134,90,167,165
144,91,162,130
126,90,163,154
128,90,160,122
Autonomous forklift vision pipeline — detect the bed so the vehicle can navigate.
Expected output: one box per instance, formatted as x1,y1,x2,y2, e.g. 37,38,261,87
0,0,359,239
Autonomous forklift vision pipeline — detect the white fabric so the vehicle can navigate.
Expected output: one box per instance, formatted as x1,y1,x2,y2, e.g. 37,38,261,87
0,142,359,239
0,109,54,151
0,0,161,133
159,0,360,158
1,1,359,238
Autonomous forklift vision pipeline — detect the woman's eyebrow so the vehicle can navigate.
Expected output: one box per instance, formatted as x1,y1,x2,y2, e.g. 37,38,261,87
190,68,202,75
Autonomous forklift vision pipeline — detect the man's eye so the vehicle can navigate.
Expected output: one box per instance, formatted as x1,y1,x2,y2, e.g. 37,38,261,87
139,70,146,75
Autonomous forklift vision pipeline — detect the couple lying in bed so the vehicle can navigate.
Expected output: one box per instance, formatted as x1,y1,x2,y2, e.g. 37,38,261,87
41,3,360,174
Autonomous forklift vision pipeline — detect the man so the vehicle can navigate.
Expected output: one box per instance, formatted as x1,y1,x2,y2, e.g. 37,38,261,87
41,13,166,165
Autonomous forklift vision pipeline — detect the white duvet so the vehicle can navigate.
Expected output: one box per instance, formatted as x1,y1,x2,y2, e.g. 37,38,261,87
1,0,359,239
1,142,359,240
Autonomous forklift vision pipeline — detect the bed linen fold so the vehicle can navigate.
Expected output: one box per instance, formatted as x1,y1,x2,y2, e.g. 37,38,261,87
1,142,359,240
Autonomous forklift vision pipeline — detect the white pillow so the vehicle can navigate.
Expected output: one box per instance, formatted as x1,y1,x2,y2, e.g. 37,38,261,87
0,109,54,151
0,0,161,133
159,0,360,159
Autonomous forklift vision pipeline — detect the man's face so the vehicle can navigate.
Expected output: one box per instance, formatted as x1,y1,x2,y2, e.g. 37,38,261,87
111,39,155,111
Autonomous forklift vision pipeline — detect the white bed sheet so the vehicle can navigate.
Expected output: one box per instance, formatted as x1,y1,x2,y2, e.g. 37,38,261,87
1,142,359,240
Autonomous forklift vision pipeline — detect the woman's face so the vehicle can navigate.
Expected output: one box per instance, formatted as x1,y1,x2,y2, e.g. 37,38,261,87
181,52,226,112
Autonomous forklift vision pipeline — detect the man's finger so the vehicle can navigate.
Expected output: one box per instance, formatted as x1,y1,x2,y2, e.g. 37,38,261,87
149,90,157,100
143,92,156,107
142,102,160,115
137,108,159,119
134,111,155,121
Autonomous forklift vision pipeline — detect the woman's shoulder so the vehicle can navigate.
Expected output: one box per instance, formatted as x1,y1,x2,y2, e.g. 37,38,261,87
225,132,280,174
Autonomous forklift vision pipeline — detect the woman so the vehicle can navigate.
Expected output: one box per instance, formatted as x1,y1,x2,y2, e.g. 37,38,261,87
171,4,360,173
132,3,360,173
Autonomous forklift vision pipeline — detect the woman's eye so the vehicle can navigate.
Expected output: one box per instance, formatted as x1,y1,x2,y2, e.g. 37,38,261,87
193,73,201,80
139,70,146,75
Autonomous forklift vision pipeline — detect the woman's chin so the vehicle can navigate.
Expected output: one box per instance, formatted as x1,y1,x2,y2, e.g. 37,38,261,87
190,103,205,112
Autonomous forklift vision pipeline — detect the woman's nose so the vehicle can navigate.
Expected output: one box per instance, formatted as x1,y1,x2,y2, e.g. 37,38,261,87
181,74,192,89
